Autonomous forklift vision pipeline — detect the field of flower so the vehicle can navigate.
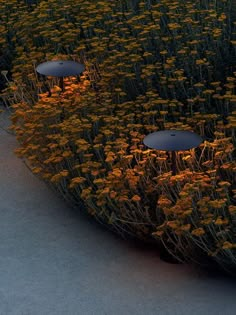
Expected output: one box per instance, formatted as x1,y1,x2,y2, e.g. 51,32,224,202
0,0,236,273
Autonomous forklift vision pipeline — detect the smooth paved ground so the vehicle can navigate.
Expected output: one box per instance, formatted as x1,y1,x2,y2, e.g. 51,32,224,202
0,109,236,315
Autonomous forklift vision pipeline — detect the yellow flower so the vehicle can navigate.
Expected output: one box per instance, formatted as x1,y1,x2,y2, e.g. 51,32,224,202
96,200,106,207
222,242,233,250
93,178,105,185
60,170,69,177
52,157,64,163
167,221,179,230
209,199,227,209
200,218,212,225
180,224,191,232
168,23,181,30
131,195,141,202
105,155,115,163
51,85,62,92
182,155,192,161
229,205,236,214
191,228,205,236
157,197,172,207
81,188,92,200
159,111,168,115
50,174,62,183
31,167,42,174
214,217,229,225
109,191,117,199
118,195,129,202
69,177,86,188
218,13,227,21
194,82,204,88
182,209,193,217
91,170,100,176
62,151,73,158
179,191,188,198
112,168,123,177
196,59,206,65
99,188,110,195
218,181,231,187
152,230,164,237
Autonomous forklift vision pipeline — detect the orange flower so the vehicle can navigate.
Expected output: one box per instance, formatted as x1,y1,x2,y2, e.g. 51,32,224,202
180,224,191,232
69,177,86,188
214,217,229,225
131,195,141,202
191,228,205,236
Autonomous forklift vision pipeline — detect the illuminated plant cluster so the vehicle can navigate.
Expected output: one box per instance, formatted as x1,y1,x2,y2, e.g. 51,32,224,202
1,0,236,273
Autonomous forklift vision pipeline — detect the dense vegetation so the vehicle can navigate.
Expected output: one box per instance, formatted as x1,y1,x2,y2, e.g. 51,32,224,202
0,0,236,273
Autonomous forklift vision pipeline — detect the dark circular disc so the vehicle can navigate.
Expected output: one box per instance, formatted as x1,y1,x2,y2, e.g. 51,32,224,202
143,130,203,151
36,60,85,77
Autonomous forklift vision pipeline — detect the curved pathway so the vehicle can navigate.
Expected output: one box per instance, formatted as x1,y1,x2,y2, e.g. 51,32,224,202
0,109,236,315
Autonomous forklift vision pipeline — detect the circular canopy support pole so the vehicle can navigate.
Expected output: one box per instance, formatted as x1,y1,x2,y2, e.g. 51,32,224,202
171,151,177,175
59,77,64,92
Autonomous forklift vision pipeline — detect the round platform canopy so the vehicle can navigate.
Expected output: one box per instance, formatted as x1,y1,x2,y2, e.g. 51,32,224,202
143,130,203,151
36,60,85,77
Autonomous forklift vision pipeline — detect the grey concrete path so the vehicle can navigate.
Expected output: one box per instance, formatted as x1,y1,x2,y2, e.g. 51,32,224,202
0,109,236,315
